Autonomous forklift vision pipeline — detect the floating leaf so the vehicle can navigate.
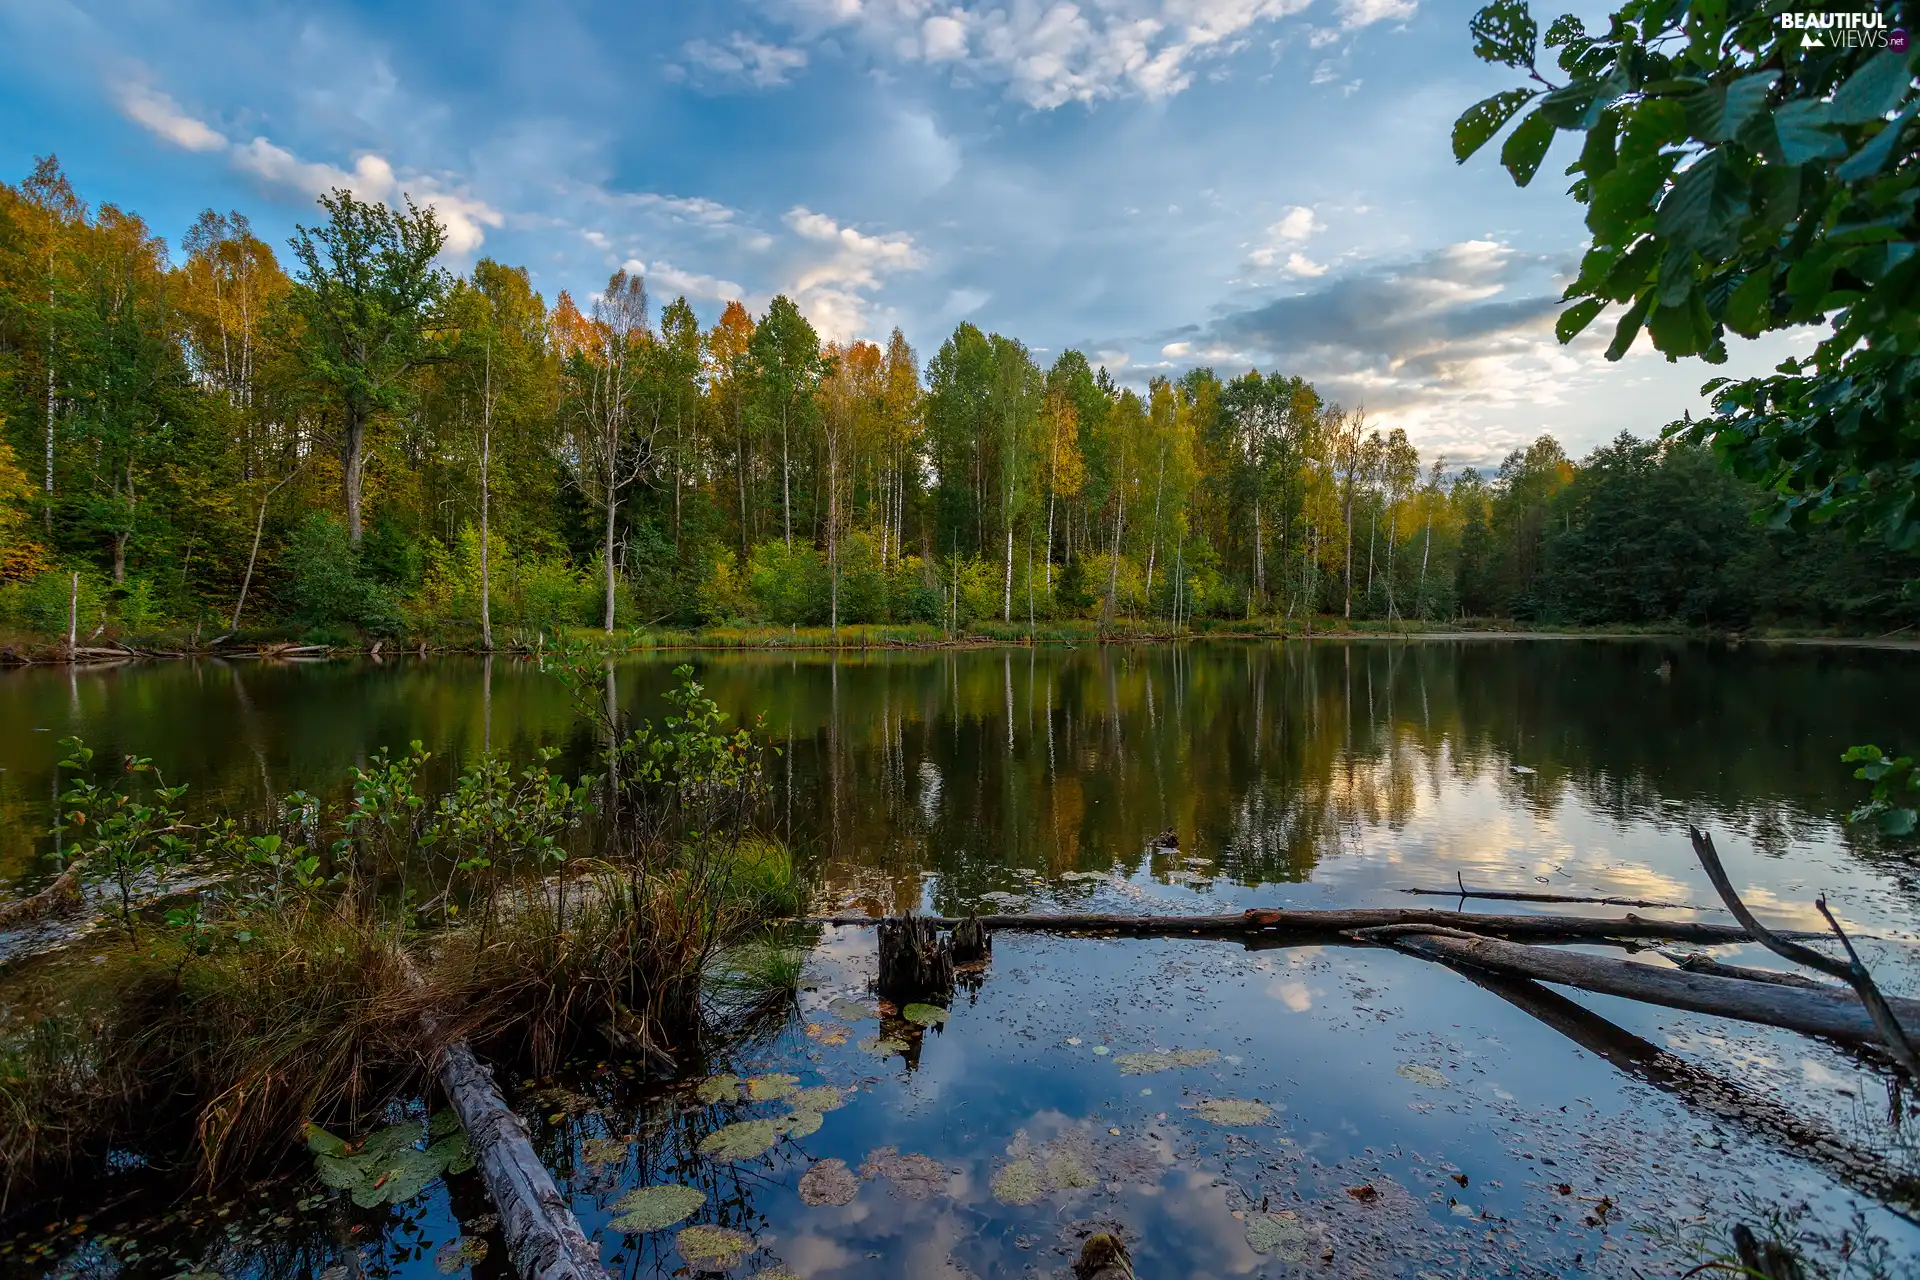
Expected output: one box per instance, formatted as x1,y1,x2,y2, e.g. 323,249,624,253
428,1131,472,1177
805,1021,849,1046
901,1003,948,1027
676,1224,752,1268
859,1147,949,1200
1195,1098,1272,1126
302,1121,349,1158
746,1073,800,1102
581,1136,629,1166
695,1074,742,1104
697,1118,783,1161
1396,1063,1449,1088
788,1085,847,1114
777,1109,823,1140
433,1237,488,1274
310,1120,465,1208
798,1157,859,1207
826,998,873,1022
990,1157,1048,1205
858,1036,909,1056
1245,1211,1310,1260
1170,1048,1217,1067
610,1184,705,1233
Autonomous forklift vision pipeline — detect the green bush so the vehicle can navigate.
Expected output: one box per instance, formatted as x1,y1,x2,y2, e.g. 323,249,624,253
286,515,402,636
114,576,166,632
746,541,826,624
1,568,108,634
834,531,886,625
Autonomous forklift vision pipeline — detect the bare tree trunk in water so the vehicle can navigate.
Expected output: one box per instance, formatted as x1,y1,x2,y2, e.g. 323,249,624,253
480,340,494,651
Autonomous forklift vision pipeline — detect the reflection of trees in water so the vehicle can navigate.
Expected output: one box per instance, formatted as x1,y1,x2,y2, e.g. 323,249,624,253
5,642,1915,900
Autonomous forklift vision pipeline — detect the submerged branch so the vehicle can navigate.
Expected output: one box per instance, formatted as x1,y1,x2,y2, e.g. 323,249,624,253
1401,872,1698,910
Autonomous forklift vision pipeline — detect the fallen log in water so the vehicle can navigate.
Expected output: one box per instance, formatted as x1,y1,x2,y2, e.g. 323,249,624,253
813,906,1806,946
1355,926,1920,1049
1453,966,1920,1212
431,1036,606,1280
1401,873,1698,910
0,858,86,928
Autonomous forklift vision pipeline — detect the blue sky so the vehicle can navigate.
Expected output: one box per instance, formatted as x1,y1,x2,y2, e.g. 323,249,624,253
1,0,1808,466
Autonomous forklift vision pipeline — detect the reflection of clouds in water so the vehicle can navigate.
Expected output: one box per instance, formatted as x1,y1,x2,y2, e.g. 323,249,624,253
917,759,943,826
1266,979,1315,1012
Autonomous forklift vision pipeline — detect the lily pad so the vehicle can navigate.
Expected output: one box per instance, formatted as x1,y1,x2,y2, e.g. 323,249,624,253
805,1021,849,1045
1245,1210,1310,1260
901,1003,949,1027
694,1074,742,1104
777,1109,823,1140
788,1085,848,1114
859,1147,949,1200
433,1237,489,1274
990,1157,1048,1205
798,1157,859,1207
696,1117,783,1161
582,1135,629,1166
858,1036,910,1055
1396,1063,1449,1088
746,1072,800,1101
610,1184,705,1232
308,1119,469,1208
1195,1098,1272,1126
676,1223,752,1269
826,998,874,1022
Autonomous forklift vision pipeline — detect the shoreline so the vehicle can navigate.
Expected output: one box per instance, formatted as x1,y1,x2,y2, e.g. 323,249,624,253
3,624,1918,667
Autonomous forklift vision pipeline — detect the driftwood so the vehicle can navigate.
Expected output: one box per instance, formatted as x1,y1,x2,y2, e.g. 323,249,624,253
815,907,1804,946
876,914,954,1003
1455,966,1920,1211
1354,926,1920,1049
1402,871,1696,910
1689,826,1920,1077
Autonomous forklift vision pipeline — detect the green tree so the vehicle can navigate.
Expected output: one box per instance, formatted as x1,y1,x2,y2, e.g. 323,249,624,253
1454,0,1920,549
747,295,826,552
286,189,449,544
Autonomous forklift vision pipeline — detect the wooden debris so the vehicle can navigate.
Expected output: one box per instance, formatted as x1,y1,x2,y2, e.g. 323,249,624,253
876,913,953,1004
951,910,992,964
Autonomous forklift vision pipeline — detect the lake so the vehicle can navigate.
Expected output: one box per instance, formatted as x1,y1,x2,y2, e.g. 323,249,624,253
3,639,1919,1277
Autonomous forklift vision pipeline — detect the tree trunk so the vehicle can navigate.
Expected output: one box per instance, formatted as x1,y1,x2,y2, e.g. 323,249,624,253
44,346,55,532
1045,489,1055,590
603,481,618,634
480,348,494,652
344,408,367,545
1003,509,1014,623
815,907,1785,946
1370,927,1920,1048
1419,514,1432,618
781,403,792,551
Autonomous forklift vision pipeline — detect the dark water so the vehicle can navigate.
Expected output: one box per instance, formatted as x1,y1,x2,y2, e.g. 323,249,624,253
4,640,1920,1277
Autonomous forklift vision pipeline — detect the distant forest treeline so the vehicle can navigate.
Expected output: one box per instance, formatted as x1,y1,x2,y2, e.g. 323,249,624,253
0,158,1912,642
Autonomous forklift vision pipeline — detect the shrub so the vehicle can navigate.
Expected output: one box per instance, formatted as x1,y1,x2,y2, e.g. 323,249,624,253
2,567,107,635
286,514,402,635
746,540,826,624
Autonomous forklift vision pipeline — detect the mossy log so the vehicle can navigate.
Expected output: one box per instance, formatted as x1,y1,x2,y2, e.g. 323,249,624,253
815,906,1805,946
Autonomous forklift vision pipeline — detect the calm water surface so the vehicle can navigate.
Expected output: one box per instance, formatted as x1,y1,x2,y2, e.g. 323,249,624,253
4,640,1919,1277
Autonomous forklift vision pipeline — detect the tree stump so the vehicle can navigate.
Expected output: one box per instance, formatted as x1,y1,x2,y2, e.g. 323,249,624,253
951,910,992,964
877,913,954,1004
1075,1232,1135,1279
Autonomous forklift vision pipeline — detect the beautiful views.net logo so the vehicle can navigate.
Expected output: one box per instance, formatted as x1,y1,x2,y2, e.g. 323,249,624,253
1777,10,1909,51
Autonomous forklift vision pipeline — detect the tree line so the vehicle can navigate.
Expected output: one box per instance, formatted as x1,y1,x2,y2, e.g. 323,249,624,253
0,157,1911,644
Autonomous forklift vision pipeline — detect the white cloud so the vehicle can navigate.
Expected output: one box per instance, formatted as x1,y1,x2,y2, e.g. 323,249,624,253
1161,340,1191,356
681,32,809,88
233,139,503,254
622,257,749,305
1337,0,1418,28
1246,204,1324,267
117,83,226,151
784,206,922,340
1283,251,1327,276
788,0,1319,109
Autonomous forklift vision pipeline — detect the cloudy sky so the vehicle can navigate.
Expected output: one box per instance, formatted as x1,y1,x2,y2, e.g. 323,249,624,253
0,0,1806,467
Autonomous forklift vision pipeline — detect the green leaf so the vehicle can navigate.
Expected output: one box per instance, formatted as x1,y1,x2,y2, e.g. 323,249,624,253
303,1121,350,1158
901,1002,949,1026
1469,0,1538,68
1723,270,1773,337
1578,112,1619,178
1654,152,1748,256
1829,51,1914,126
1773,100,1847,164
1681,71,1777,142
1837,105,1916,182
1588,158,1673,241
1647,300,1703,356
1453,89,1536,162
1501,109,1557,186
610,1184,706,1233
1605,292,1654,360
1555,298,1606,343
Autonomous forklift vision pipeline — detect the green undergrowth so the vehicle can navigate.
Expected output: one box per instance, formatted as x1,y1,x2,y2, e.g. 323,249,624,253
0,656,802,1207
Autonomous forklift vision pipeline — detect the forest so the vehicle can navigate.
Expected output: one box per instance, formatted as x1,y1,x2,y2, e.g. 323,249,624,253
0,155,1913,648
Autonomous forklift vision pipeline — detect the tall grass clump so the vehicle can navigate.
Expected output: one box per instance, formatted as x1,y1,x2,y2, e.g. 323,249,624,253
0,654,802,1205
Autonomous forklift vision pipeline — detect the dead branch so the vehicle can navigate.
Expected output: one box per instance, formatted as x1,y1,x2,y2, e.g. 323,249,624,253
1655,950,1838,991
1401,870,1697,910
1689,827,1919,1077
